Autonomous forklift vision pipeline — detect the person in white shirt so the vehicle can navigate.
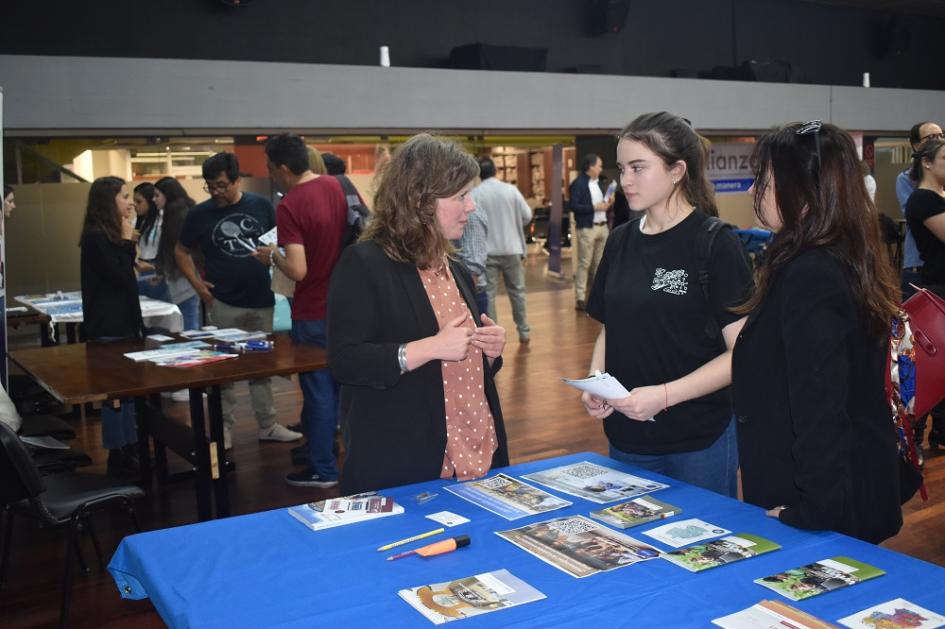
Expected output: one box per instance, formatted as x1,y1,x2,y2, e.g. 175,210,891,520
569,154,614,310
472,158,533,343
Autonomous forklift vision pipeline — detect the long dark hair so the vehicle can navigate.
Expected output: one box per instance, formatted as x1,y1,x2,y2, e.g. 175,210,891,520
80,176,125,245
133,182,159,238
154,177,195,279
739,122,899,335
366,133,478,268
618,112,718,217
910,139,945,183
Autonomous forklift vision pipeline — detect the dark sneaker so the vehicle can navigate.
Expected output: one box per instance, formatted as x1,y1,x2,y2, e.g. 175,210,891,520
575,299,586,311
285,468,338,488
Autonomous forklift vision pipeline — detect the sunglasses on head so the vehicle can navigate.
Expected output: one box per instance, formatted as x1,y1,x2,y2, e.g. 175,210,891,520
795,120,823,170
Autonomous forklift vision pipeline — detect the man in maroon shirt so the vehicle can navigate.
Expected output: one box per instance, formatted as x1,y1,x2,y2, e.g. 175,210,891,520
255,134,348,487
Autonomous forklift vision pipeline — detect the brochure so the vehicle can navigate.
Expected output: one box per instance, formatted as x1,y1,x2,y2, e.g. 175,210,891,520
838,598,945,629
523,461,668,504
561,370,630,400
754,556,885,601
662,533,780,572
713,599,839,628
179,330,219,340
642,518,731,548
445,473,571,520
258,226,278,246
398,569,545,625
150,350,240,368
210,328,269,343
590,496,680,529
123,341,210,362
287,495,403,531
496,515,660,578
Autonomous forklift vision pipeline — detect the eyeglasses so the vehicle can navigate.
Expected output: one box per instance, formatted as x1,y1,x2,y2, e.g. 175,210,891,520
203,181,232,193
920,132,945,144
795,119,823,170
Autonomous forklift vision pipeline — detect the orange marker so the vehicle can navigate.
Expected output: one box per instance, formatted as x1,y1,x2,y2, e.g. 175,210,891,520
386,535,471,561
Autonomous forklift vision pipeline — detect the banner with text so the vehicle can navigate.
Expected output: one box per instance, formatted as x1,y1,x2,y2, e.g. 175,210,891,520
708,142,755,194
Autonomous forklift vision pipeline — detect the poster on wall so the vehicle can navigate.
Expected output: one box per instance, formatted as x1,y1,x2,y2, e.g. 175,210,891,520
707,142,755,194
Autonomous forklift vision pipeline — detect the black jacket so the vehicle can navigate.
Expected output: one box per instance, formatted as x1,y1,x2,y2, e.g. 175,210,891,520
80,230,143,341
568,173,596,229
327,241,510,494
732,248,901,544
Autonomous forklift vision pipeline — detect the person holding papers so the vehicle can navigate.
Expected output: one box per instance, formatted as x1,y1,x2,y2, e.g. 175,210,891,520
580,112,753,497
328,134,510,493
79,177,143,478
733,121,903,543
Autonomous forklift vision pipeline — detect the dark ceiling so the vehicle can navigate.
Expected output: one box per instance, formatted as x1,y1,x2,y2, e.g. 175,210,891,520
806,0,945,17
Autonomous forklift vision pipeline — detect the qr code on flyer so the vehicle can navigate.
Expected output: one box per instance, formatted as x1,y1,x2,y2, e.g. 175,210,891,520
549,518,597,535
480,476,515,490
563,463,605,479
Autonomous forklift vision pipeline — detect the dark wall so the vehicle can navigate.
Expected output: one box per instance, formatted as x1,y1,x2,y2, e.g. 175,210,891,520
2,0,940,90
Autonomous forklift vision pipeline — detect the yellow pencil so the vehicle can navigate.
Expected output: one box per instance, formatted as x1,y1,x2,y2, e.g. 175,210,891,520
377,528,445,551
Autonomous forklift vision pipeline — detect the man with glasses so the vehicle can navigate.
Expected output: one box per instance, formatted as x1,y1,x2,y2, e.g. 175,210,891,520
176,152,302,450
897,121,944,300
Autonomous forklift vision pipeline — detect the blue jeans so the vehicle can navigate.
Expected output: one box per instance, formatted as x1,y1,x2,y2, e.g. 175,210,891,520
177,293,202,331
608,418,738,498
93,336,138,449
291,319,339,480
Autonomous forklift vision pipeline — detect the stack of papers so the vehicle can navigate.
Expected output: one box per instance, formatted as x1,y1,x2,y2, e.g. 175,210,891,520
287,495,403,531
445,473,571,520
523,461,668,503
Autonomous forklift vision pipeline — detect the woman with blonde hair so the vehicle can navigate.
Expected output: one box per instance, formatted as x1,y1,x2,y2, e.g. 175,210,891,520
328,133,509,493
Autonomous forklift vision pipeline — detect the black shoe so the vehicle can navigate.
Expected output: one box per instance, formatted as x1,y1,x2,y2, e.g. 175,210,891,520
575,300,586,311
286,468,338,488
287,422,303,433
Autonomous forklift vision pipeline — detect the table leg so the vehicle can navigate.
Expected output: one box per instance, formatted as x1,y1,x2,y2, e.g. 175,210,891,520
206,386,230,518
188,388,212,522
149,394,169,484
135,396,153,491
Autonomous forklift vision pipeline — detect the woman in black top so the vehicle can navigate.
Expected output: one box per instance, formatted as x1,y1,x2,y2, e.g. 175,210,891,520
80,176,143,477
732,122,902,543
581,112,753,497
904,138,945,448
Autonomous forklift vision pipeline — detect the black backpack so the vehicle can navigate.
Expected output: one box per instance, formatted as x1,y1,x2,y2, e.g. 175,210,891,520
694,216,752,345
334,175,370,248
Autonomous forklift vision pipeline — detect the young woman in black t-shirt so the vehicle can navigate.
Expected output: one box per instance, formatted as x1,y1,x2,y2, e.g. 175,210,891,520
905,138,945,449
581,112,753,497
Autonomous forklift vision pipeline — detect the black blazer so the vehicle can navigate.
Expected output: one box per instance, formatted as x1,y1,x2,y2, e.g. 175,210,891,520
568,173,595,229
327,241,510,494
732,248,901,544
80,230,143,341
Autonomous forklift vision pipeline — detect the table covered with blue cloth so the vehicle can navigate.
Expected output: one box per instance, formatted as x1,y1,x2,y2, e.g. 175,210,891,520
108,452,945,628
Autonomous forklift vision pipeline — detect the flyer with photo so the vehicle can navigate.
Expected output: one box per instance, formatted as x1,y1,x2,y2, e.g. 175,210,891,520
496,515,660,578
398,569,545,625
661,533,780,572
838,598,945,629
642,518,731,548
755,557,885,602
522,461,668,504
590,496,681,529
445,473,571,520
712,599,838,629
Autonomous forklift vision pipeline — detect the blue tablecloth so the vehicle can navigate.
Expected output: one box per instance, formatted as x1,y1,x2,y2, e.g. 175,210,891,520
108,452,945,628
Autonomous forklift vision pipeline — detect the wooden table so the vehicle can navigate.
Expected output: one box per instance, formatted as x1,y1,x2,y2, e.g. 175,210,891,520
8,335,327,520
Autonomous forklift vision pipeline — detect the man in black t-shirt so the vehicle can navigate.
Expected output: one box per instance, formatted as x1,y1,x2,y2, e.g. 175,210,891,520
176,153,302,449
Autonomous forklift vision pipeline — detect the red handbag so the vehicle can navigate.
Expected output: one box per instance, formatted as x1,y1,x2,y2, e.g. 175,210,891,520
902,286,945,418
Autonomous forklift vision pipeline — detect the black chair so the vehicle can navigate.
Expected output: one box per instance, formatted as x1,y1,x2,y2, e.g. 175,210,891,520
0,421,144,627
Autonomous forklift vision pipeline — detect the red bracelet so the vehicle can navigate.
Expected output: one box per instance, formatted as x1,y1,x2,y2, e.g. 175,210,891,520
663,383,668,412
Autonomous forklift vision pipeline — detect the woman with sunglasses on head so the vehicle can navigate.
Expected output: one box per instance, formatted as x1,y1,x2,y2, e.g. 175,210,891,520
904,138,945,451
132,182,169,302
581,112,753,497
80,177,144,478
732,121,902,543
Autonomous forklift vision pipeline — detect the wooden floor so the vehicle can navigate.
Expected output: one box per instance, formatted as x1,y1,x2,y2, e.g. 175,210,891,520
2,249,944,628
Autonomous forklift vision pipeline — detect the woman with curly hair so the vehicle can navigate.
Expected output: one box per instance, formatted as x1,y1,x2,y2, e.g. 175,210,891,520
327,133,509,493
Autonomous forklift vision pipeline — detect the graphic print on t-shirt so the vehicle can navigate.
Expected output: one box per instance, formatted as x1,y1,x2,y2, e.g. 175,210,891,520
211,214,266,258
651,268,688,295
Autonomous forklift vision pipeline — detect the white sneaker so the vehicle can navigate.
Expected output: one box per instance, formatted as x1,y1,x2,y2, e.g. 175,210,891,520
258,423,303,443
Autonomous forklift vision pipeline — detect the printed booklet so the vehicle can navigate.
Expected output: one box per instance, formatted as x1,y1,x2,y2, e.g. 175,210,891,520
642,518,731,548
838,598,945,629
522,460,668,504
287,495,403,531
398,569,545,625
754,556,885,601
661,533,780,572
590,496,681,529
445,473,571,520
495,515,660,578
712,599,838,628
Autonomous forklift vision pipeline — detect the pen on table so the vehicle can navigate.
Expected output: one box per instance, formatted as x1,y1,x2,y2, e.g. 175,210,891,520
387,535,471,561
377,527,445,552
